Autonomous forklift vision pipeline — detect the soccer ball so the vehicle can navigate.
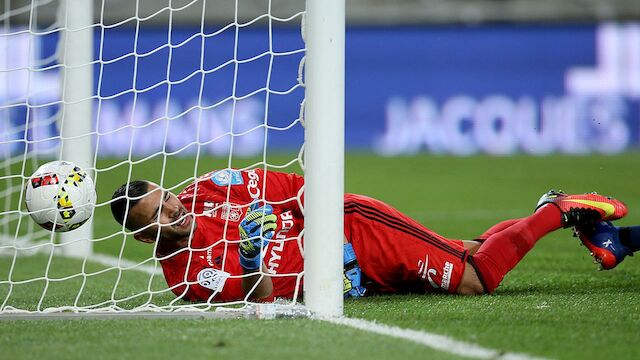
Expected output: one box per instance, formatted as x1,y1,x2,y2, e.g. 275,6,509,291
24,161,96,232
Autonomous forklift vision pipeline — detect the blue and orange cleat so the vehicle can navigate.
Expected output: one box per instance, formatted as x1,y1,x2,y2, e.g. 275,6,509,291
536,190,627,227
573,221,633,270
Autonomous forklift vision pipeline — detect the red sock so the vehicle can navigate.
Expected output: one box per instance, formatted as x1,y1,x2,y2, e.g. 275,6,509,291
476,218,523,241
470,204,562,293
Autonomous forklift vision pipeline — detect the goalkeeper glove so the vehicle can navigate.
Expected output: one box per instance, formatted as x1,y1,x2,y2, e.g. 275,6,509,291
343,243,366,298
238,202,277,270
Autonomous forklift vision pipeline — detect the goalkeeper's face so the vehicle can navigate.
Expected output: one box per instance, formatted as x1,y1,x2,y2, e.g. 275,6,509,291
129,183,196,244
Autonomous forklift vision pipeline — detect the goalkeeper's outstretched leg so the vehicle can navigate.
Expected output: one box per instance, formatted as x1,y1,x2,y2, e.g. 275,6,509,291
343,190,630,296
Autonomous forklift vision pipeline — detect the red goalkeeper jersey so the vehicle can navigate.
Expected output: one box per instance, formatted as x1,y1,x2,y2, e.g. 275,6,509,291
160,168,470,302
159,168,305,302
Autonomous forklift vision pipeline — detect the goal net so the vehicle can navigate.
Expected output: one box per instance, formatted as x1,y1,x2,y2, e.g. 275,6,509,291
0,0,343,318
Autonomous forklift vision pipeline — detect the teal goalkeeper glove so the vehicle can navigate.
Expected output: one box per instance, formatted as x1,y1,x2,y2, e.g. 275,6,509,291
343,243,366,298
238,202,277,270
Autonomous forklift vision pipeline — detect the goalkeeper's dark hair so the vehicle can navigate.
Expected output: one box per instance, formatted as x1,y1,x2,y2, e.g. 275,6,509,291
111,180,149,230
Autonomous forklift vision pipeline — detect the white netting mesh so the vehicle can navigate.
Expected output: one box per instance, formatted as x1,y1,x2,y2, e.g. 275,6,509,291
0,0,308,315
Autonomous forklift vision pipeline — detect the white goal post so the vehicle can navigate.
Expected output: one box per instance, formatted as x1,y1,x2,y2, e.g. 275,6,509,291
0,0,344,318
58,0,94,258
303,0,345,318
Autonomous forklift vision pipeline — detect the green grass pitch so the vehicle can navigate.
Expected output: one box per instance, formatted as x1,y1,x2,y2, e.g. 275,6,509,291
2,153,640,359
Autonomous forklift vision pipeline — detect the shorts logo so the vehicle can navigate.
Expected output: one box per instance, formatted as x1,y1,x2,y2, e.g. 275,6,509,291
441,262,454,291
197,268,230,292
418,256,454,291
418,254,439,289
211,170,244,186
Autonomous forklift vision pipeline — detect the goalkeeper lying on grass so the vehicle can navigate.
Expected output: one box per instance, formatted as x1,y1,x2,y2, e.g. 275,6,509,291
110,168,637,302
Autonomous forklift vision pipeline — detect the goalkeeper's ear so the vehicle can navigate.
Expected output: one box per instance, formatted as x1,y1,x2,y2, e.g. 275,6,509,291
134,232,155,244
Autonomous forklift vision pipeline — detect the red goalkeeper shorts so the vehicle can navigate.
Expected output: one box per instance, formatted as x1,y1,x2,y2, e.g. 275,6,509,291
344,194,468,294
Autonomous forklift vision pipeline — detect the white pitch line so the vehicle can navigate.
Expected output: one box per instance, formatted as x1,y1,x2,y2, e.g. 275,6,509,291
0,235,163,276
324,317,551,360
84,252,163,276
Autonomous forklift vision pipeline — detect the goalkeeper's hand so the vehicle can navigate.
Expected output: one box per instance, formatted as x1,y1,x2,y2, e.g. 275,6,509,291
343,243,366,298
238,202,277,270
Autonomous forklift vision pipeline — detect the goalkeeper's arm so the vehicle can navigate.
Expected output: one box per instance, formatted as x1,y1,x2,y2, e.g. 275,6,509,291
238,203,277,299
241,264,273,299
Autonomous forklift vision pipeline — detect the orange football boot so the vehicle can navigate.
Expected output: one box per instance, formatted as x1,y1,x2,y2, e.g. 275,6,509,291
535,190,627,227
